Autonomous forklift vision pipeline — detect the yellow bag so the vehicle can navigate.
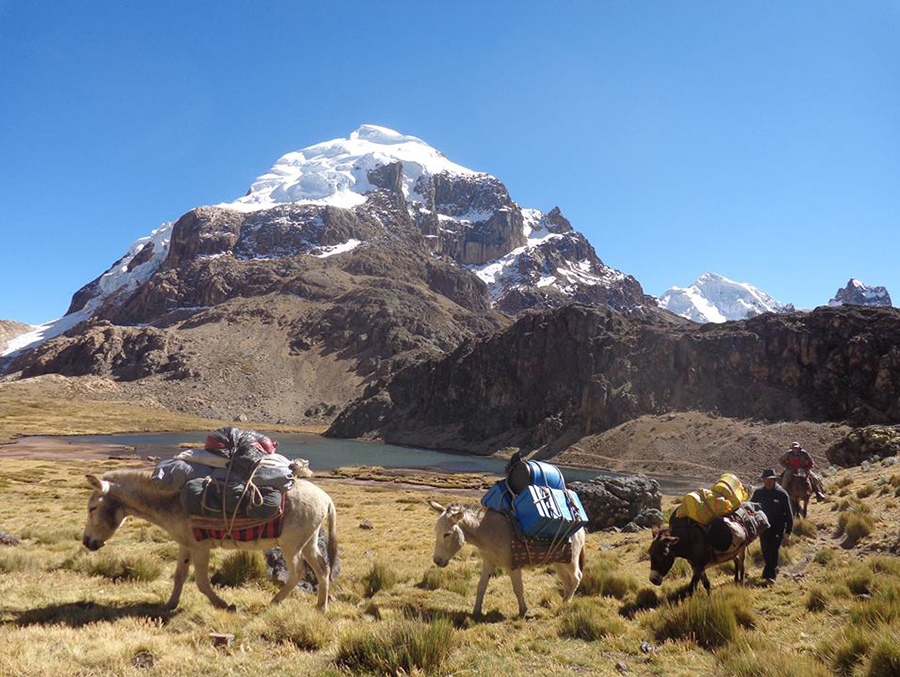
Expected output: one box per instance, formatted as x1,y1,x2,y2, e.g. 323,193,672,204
711,472,748,512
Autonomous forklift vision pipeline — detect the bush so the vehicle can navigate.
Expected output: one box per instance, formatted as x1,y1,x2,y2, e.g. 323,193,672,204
857,484,877,499
867,634,900,677
793,518,817,539
651,586,754,649
579,562,636,600
334,618,454,675
418,566,471,596
813,548,837,566
633,587,660,611
827,626,874,676
211,551,267,587
833,476,854,489
847,569,876,596
76,552,162,582
836,507,875,544
363,560,399,598
718,637,831,677
867,556,900,579
806,586,830,612
850,584,900,626
0,550,39,573
558,599,624,641
255,605,332,651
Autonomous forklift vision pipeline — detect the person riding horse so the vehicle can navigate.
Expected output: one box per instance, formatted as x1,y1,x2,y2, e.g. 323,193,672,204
779,442,825,500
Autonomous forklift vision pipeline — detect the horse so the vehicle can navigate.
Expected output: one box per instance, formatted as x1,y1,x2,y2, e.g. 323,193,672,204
648,517,757,594
786,469,812,518
428,501,585,618
82,469,337,611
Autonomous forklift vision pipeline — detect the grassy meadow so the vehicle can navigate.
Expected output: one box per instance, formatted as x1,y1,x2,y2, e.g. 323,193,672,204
0,454,899,677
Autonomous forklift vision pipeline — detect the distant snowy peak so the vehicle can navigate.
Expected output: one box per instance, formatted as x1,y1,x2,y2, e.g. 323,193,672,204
828,279,892,308
226,124,481,212
659,272,793,323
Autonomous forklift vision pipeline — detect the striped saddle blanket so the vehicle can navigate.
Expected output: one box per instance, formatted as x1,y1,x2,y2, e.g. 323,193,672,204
190,494,286,542
505,514,574,570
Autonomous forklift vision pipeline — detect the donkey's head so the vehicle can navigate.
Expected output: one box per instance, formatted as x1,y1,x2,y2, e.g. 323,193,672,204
648,527,680,586
428,501,466,568
82,475,126,551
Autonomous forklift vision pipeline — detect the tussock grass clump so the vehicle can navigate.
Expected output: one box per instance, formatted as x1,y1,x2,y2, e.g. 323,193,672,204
850,584,900,626
806,586,830,612
793,517,817,539
651,586,755,649
846,569,876,596
558,599,624,641
717,638,830,677
826,625,873,676
833,476,854,489
867,556,900,579
837,509,875,545
74,552,162,582
866,634,900,677
363,560,398,598
814,548,837,566
633,587,660,611
857,484,877,499
578,564,637,600
0,549,41,573
210,551,267,587
334,618,455,675
254,604,332,651
418,566,471,596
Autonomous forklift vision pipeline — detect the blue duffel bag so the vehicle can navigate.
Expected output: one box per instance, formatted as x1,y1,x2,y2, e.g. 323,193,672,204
513,485,589,540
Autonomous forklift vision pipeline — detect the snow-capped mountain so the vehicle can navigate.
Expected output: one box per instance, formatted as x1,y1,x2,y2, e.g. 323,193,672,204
658,272,794,323
828,279,892,308
3,125,648,357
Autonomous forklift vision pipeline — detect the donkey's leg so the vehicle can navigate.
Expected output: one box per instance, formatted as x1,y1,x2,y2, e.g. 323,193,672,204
270,545,301,606
473,560,495,618
700,570,712,592
554,562,578,602
736,549,746,585
165,545,192,610
509,568,528,618
300,532,330,612
191,549,232,610
688,568,701,594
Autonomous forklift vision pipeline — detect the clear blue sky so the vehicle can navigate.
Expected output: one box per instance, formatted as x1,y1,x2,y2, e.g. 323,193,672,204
2,1,898,324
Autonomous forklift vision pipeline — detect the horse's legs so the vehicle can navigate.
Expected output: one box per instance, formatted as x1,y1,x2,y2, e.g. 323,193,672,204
473,560,495,617
554,562,578,602
271,545,302,606
688,568,701,594
165,545,192,610
300,532,330,612
509,568,527,618
191,549,232,610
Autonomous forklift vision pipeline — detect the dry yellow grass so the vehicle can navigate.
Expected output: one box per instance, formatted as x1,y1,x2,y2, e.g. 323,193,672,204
1,422,899,675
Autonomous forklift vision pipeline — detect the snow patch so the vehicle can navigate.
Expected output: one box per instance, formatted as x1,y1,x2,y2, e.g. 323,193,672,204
659,272,791,323
311,239,362,258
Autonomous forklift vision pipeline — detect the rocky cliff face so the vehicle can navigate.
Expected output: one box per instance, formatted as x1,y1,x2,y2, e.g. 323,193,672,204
829,278,892,308
328,304,900,454
0,320,32,353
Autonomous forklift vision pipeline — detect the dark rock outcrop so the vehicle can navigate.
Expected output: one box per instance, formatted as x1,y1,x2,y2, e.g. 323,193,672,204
568,475,663,532
329,304,900,454
265,529,340,593
826,425,900,467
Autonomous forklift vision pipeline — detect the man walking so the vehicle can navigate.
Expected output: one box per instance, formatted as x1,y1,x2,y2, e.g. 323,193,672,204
751,468,794,584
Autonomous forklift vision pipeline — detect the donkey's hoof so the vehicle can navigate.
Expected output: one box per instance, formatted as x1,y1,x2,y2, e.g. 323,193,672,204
226,603,237,612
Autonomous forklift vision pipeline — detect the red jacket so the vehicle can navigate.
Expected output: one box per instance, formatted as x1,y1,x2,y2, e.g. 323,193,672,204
780,448,814,470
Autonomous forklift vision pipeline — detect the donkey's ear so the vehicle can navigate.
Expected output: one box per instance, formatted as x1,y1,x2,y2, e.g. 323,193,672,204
445,506,464,524
86,475,110,495
428,500,445,513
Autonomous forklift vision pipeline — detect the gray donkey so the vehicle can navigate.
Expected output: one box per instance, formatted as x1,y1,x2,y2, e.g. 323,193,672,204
82,469,337,611
429,501,585,618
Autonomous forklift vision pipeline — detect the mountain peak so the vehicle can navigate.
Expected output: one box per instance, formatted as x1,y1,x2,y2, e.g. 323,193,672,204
659,272,793,323
225,124,479,212
829,279,892,308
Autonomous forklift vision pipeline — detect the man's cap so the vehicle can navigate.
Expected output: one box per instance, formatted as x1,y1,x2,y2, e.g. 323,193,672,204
760,468,778,480
790,442,801,449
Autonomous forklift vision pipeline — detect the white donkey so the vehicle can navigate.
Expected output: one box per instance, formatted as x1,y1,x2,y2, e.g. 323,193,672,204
428,501,585,618
82,469,337,611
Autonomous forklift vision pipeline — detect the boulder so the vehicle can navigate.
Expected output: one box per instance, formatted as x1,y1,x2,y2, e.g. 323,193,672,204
826,425,900,467
0,529,20,546
569,475,663,532
265,529,340,592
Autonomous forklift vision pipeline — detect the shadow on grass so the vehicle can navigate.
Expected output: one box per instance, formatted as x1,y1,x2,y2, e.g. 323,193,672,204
8,600,176,628
398,603,505,629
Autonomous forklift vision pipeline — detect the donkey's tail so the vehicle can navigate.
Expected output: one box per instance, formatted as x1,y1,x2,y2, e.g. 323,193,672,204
578,543,586,574
326,498,339,581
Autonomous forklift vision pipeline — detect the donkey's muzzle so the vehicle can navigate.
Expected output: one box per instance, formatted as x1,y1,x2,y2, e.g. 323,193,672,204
433,556,448,568
649,570,663,586
83,535,104,551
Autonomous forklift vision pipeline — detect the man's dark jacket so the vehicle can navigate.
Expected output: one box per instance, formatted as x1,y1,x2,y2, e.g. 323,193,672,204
750,484,794,535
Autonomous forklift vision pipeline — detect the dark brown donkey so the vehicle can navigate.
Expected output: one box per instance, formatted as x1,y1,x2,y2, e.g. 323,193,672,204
787,470,812,518
648,517,754,594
